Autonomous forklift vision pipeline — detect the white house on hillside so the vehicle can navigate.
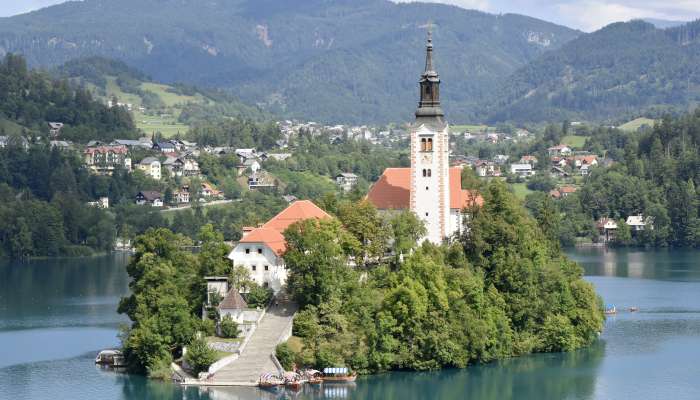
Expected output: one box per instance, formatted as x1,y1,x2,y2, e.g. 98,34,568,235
227,200,331,293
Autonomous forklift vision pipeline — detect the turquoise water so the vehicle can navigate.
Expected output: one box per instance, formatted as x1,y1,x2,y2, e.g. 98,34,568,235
1,248,699,399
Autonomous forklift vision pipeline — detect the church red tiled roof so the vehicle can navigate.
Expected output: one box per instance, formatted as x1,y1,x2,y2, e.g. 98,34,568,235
367,167,483,210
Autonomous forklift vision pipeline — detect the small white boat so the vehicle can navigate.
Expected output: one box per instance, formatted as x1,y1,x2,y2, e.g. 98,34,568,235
95,349,126,367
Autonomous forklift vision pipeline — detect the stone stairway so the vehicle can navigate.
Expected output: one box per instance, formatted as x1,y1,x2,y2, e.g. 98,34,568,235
211,293,297,384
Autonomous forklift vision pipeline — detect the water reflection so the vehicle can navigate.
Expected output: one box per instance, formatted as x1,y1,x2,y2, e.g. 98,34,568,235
567,247,700,281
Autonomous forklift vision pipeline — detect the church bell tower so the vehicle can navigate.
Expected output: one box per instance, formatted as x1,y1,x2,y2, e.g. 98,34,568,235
409,31,451,244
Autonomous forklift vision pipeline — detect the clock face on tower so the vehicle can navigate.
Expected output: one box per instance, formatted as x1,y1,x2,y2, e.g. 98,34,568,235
421,154,431,163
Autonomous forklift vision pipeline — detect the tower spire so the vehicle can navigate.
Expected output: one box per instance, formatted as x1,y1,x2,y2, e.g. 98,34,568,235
416,28,444,121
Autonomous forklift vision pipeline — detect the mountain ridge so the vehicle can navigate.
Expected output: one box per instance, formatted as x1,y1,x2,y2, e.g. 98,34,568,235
0,0,580,123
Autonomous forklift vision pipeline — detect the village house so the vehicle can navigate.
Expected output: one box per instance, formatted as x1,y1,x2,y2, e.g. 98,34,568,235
551,156,569,168
174,188,190,204
335,172,358,192
201,182,223,198
87,197,110,209
84,144,130,175
237,159,261,176
474,160,501,177
548,144,572,157
550,166,570,178
519,155,538,165
163,156,200,177
248,171,276,190
235,148,258,160
135,191,163,207
597,218,618,243
494,154,509,165
626,214,653,232
137,157,161,180
227,200,331,293
153,141,177,154
550,186,577,199
509,163,535,177
50,140,72,150
48,122,63,137
112,138,153,150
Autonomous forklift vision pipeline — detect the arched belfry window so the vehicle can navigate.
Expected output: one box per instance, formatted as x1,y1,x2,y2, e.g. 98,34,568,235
420,137,433,152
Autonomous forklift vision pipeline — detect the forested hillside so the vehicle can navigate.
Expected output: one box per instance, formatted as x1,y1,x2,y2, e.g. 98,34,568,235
0,54,135,141
525,109,700,248
483,20,700,123
0,0,579,123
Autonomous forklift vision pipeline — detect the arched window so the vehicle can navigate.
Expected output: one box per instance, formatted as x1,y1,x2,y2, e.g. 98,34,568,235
422,169,427,177
427,169,432,177
421,138,427,152
426,138,433,152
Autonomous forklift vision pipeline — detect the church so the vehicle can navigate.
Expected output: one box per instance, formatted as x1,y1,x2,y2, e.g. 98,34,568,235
367,34,483,244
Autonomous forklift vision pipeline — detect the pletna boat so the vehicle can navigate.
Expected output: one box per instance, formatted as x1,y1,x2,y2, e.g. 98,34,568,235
322,367,357,383
259,372,284,389
304,369,323,385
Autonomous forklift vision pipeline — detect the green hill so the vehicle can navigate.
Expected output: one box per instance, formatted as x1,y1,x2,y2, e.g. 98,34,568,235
55,57,266,137
480,20,700,124
0,0,580,124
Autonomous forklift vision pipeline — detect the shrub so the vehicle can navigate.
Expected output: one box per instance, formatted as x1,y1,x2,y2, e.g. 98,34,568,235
184,337,216,375
276,342,296,370
219,315,241,339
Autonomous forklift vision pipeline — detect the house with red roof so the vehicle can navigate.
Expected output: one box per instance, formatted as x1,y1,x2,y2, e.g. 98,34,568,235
227,200,331,293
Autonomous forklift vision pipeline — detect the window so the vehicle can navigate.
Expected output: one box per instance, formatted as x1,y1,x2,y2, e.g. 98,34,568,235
427,138,433,151
422,169,427,177
245,248,250,254
257,248,263,254
427,169,432,177
425,212,429,217
264,265,269,271
421,138,427,152
426,186,429,191
251,265,257,271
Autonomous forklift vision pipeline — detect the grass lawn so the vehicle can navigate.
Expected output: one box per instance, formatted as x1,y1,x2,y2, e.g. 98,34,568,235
562,135,587,149
135,112,189,138
510,183,533,200
0,118,27,135
104,77,143,106
618,117,657,132
140,82,202,107
206,336,242,344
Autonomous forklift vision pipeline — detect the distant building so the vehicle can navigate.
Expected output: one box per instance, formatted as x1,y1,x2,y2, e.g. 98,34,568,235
87,197,110,209
626,214,653,232
597,218,618,242
138,157,161,180
136,191,163,207
48,122,64,137
509,163,535,177
519,155,538,165
248,171,276,190
548,144,572,156
84,145,129,175
335,173,358,192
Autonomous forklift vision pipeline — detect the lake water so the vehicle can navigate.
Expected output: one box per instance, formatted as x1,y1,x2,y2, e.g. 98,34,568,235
1,248,699,400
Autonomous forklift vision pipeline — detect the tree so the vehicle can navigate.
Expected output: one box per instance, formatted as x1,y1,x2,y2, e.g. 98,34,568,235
284,218,359,307
184,337,216,375
337,200,389,266
219,315,241,339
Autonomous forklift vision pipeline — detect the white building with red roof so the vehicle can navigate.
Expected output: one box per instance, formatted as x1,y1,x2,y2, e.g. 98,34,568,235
366,35,483,244
227,200,331,293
